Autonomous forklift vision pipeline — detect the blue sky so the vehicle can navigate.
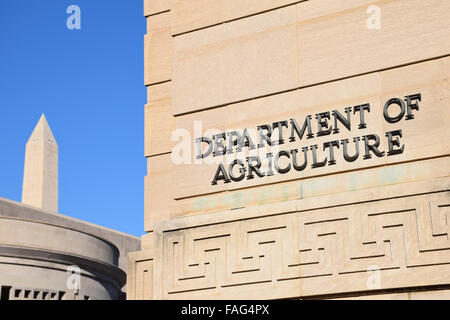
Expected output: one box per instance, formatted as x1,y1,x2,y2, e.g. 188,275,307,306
0,1,146,236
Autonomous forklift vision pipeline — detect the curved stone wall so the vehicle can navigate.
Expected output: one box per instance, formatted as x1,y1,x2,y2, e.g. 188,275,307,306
0,217,118,266
0,199,139,300
0,256,120,300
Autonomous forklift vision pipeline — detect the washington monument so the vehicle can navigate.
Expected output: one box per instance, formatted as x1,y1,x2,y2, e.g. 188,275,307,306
22,114,58,213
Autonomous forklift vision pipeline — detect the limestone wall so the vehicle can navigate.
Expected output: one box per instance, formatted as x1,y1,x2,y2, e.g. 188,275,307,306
132,0,450,299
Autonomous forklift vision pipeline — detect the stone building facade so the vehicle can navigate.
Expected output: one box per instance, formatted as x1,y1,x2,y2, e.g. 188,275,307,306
128,0,450,299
